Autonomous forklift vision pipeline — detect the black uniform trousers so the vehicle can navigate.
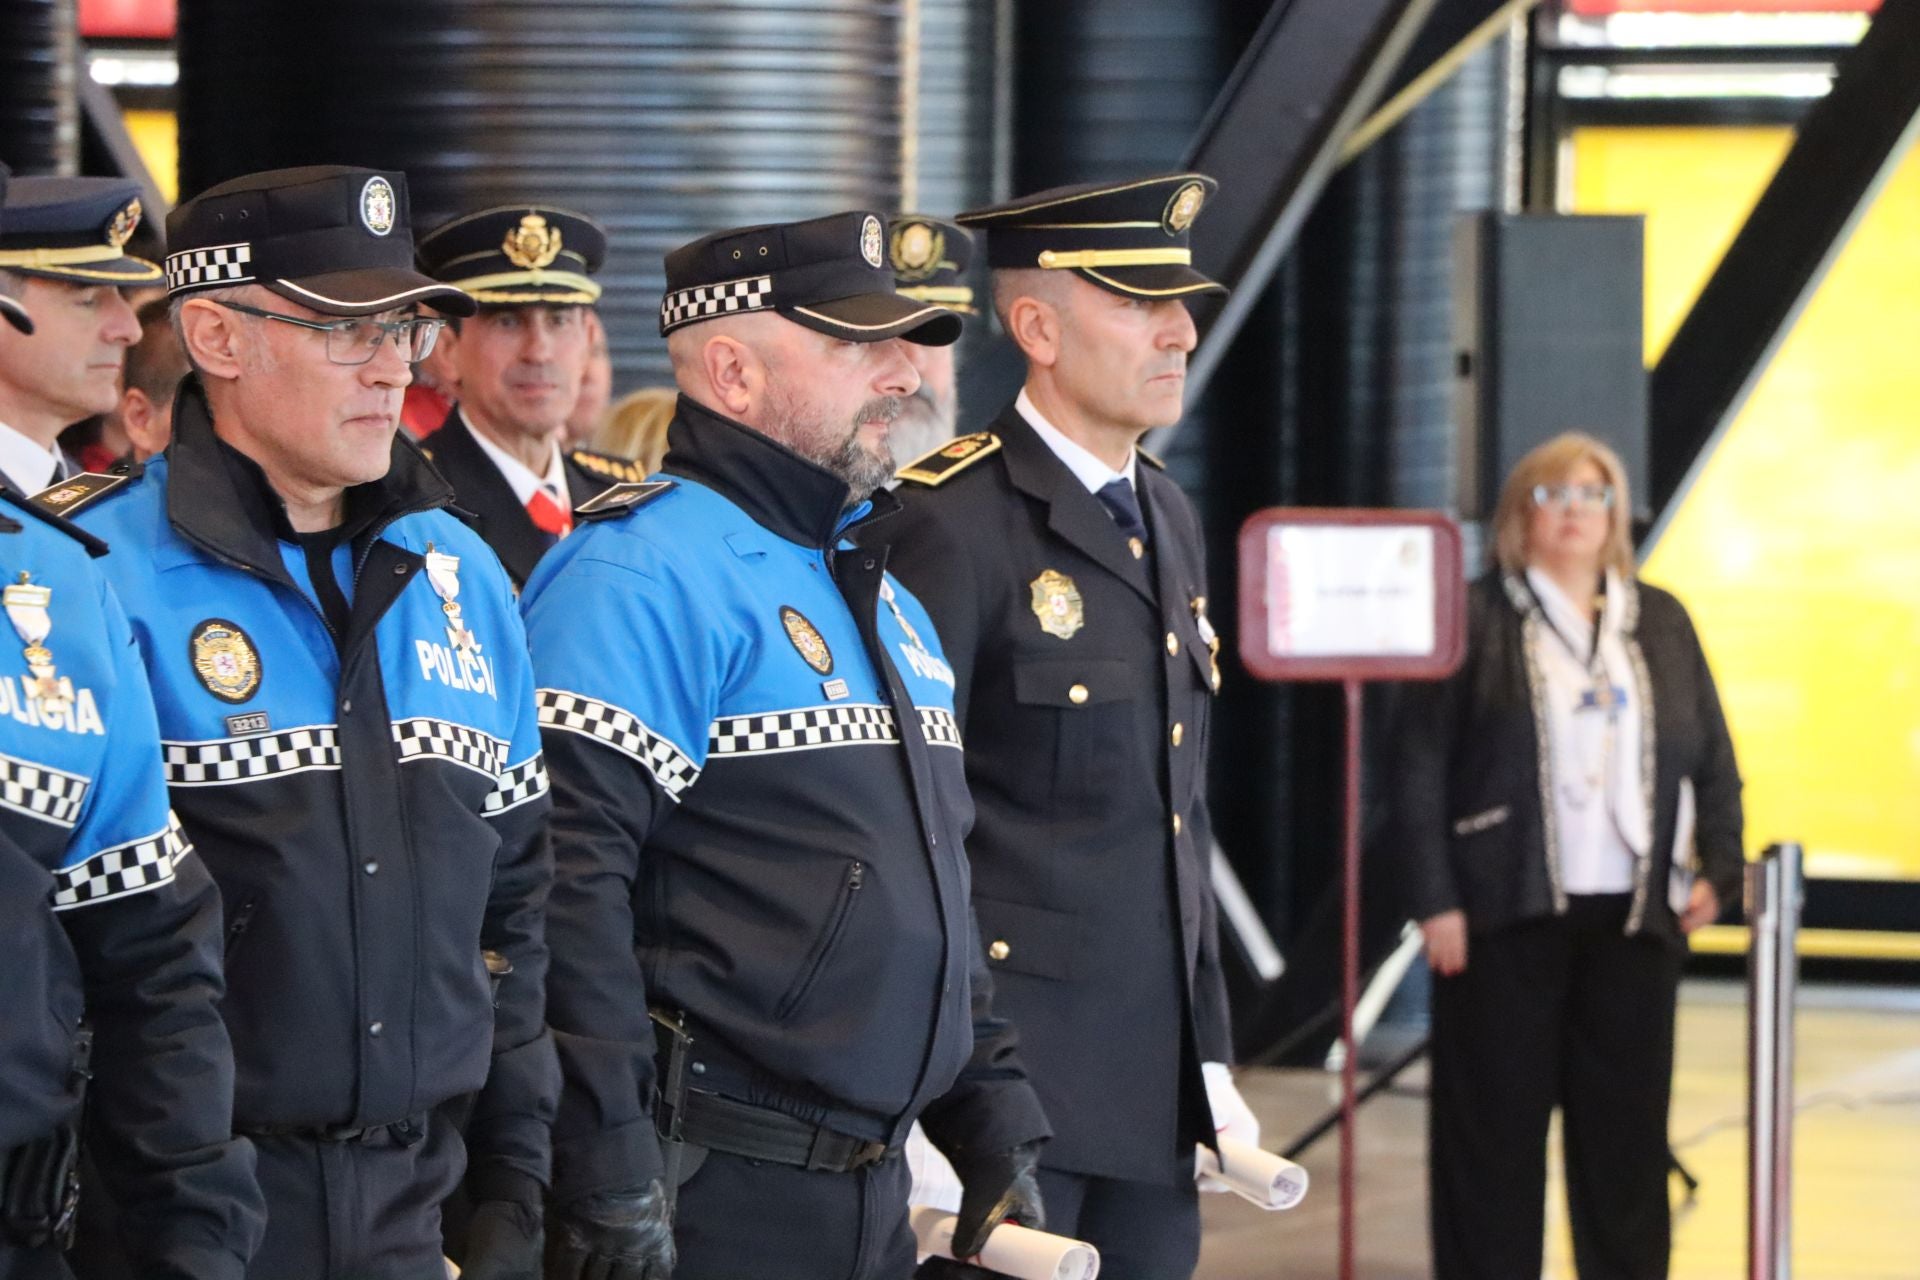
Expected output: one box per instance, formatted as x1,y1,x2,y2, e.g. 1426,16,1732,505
0,1243,70,1280
1034,1168,1200,1280
672,1150,916,1280
1428,894,1684,1280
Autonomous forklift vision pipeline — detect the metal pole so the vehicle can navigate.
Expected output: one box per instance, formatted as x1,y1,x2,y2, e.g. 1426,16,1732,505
1747,841,1803,1280
1338,677,1363,1280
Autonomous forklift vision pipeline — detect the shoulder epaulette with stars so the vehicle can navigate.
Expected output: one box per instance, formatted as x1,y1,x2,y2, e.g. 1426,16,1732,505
895,432,1001,487
575,480,675,521
30,464,144,520
568,448,650,485
1135,445,1166,470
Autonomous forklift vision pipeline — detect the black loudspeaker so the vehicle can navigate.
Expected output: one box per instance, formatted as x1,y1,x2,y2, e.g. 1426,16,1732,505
1452,213,1649,521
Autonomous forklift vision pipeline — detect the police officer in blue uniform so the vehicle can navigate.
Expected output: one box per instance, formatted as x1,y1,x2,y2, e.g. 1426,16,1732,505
0,170,262,1280
46,166,558,1280
0,173,158,496
524,211,1050,1280
414,205,646,588
883,174,1260,1278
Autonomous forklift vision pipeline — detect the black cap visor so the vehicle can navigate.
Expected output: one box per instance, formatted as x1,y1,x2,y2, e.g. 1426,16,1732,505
1071,262,1226,301
783,289,961,347
0,295,31,333
11,254,163,287
263,266,477,318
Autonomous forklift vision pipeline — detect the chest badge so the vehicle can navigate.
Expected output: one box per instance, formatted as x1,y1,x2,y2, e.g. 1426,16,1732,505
780,606,834,675
1193,594,1222,691
5,572,72,715
425,543,482,656
1030,569,1084,641
190,618,263,704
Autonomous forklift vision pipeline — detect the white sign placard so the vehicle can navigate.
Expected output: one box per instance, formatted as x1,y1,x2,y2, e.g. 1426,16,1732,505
1265,525,1437,658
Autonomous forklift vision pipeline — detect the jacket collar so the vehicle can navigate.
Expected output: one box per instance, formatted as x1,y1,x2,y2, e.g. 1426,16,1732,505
164,374,455,578
662,392,878,549
992,403,1156,604
1499,567,1641,636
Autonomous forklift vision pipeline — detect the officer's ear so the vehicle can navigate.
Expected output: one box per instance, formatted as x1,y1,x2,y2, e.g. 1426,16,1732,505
701,332,764,419
176,295,248,382
1003,293,1062,370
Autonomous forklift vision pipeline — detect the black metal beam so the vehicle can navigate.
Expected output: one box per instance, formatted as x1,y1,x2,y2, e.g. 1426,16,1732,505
1342,0,1540,160
1179,0,1439,399
1646,0,1920,535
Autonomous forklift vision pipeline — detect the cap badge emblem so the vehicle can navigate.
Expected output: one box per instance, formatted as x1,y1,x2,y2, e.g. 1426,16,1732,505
106,199,141,249
1030,569,1085,641
190,618,263,704
503,213,564,271
1164,181,1206,235
780,606,834,675
890,220,942,280
360,177,397,237
859,215,885,269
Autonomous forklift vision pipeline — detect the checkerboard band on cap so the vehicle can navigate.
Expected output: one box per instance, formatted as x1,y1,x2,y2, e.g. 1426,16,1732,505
165,242,254,294
659,274,774,335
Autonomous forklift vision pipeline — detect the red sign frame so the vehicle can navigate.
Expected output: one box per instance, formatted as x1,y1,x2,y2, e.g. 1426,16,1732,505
1236,507,1467,684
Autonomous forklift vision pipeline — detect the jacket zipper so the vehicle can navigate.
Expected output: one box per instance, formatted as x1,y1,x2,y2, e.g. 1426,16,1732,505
776,860,865,1020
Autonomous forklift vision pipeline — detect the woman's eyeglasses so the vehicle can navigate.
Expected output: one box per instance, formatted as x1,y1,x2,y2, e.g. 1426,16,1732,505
1532,483,1614,513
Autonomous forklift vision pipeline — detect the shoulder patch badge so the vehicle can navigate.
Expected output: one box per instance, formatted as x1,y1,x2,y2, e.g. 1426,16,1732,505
896,432,1001,487
31,468,140,518
575,480,674,521
189,618,263,704
780,606,834,675
1030,569,1085,640
569,449,649,484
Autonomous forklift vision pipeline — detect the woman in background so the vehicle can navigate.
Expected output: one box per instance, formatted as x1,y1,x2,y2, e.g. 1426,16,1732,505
1392,431,1744,1280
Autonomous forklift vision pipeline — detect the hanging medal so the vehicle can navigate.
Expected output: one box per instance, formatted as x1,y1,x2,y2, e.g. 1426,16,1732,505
423,543,482,656
5,571,73,715
879,578,928,656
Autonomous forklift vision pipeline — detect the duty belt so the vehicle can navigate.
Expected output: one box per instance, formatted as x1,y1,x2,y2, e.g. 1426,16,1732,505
242,1114,427,1146
677,1090,892,1174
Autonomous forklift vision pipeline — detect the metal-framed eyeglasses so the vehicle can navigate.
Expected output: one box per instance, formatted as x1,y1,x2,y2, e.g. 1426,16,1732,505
1531,483,1614,513
214,299,445,367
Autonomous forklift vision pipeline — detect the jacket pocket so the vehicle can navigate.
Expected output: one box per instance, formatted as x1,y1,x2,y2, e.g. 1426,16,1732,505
974,896,1080,982
1011,657,1140,800
1451,805,1511,837
776,860,864,1021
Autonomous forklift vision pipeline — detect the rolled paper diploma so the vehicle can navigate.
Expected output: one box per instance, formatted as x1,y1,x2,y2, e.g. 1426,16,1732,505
909,1206,1101,1280
1198,1138,1311,1210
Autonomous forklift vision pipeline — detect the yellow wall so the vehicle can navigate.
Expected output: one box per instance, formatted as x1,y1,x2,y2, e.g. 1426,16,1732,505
1571,126,1920,881
123,109,176,203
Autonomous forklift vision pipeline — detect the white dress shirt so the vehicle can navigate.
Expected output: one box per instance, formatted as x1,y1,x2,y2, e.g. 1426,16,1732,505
0,420,62,494
1015,387,1136,495
465,412,568,509
1527,566,1650,894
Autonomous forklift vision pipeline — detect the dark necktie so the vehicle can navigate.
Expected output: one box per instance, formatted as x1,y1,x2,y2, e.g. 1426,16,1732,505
1095,477,1149,556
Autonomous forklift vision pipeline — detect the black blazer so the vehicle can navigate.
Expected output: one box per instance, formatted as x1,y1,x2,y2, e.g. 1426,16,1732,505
880,406,1228,1185
1390,570,1746,948
419,409,646,587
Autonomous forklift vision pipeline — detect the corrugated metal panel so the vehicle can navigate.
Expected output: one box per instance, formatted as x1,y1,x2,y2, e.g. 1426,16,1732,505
0,0,79,175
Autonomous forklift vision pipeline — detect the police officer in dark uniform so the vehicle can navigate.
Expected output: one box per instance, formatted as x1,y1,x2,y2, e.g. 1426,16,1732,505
51,166,558,1280
524,211,1050,1280
0,168,263,1280
885,214,976,466
414,205,646,587
882,174,1260,1278
0,174,157,495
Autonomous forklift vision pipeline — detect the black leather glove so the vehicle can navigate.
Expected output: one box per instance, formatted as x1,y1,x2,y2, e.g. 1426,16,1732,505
544,1181,675,1280
948,1142,1045,1260
459,1198,544,1280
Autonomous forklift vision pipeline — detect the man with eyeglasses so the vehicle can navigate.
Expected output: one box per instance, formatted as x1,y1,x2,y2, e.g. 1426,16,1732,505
0,175,158,496
415,207,646,589
44,167,559,1280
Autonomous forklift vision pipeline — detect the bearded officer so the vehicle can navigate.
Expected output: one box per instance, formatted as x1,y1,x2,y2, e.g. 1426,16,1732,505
0,174,157,495
884,214,976,466
50,166,558,1280
881,174,1260,1278
524,210,1050,1280
0,164,264,1280
414,205,645,588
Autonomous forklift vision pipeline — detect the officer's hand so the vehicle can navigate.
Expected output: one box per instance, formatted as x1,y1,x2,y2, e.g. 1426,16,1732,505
544,1181,675,1280
459,1198,544,1280
948,1141,1045,1260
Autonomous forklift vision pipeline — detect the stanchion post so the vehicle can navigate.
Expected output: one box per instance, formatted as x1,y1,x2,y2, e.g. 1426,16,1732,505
1338,677,1362,1280
1747,841,1803,1280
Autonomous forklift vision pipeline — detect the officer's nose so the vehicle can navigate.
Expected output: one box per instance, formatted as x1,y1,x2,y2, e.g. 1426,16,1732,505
874,338,919,399
1156,299,1198,354
363,329,414,390
100,288,141,347
520,313,556,361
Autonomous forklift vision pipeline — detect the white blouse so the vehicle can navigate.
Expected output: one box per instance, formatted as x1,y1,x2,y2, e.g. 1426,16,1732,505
1526,567,1651,894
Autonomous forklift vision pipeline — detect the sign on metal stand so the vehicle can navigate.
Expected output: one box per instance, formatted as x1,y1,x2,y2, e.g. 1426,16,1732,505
1747,841,1803,1280
1237,509,1465,1280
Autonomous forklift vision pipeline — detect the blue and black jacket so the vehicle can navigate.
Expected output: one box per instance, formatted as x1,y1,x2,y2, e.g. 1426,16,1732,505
522,394,1048,1202
0,490,262,1276
69,381,558,1205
